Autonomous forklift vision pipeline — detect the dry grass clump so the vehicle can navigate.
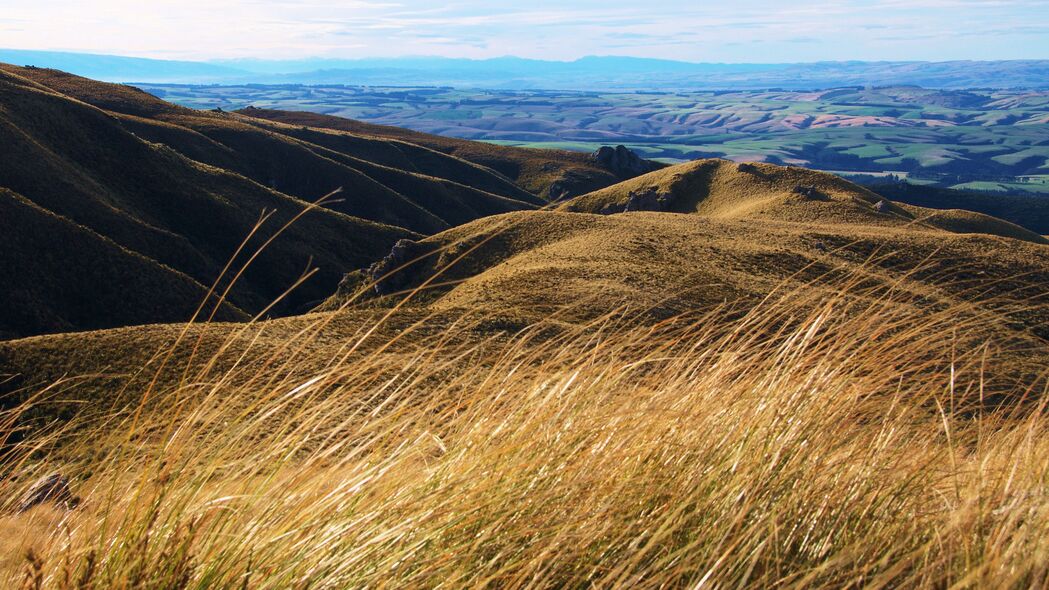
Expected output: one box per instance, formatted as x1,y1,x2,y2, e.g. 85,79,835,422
1,277,1048,588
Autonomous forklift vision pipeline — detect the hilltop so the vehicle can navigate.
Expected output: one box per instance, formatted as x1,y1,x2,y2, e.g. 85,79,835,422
563,160,1047,242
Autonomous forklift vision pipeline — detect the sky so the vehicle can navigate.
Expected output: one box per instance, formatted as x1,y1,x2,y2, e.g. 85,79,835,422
2,0,1047,63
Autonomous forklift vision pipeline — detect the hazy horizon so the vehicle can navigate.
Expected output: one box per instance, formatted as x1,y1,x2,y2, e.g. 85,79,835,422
3,1,1047,63
9,48,1049,67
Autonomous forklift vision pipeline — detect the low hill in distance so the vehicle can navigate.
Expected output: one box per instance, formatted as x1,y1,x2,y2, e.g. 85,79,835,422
142,83,1049,197
5,50,1049,89
0,64,654,338
866,183,1049,234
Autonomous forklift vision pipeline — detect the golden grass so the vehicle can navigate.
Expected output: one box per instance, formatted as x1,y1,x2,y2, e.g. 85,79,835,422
562,160,1047,244
2,269,1048,588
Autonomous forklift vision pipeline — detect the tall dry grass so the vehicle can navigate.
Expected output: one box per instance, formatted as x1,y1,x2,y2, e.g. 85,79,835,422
1,274,1048,588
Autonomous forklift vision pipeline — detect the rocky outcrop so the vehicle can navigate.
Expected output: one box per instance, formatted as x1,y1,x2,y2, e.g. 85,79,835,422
591,146,661,179
599,187,677,214
367,239,431,296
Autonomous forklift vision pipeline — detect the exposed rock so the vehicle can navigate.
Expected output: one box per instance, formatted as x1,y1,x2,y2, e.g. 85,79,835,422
624,187,676,212
874,200,891,213
368,239,429,295
737,162,759,174
591,145,659,179
791,185,825,200
18,474,79,512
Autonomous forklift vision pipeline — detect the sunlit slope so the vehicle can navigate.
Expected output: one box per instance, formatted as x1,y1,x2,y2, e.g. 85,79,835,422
3,164,1049,427
563,160,897,221
322,209,1047,328
563,159,1047,243
5,206,1048,419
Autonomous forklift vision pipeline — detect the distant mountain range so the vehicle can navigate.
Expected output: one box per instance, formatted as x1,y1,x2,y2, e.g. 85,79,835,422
2,49,1047,90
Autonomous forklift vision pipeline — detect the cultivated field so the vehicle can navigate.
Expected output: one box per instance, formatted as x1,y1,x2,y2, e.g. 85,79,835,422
144,84,1049,194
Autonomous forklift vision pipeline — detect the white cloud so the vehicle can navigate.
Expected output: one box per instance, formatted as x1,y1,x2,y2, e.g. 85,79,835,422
1,0,1046,61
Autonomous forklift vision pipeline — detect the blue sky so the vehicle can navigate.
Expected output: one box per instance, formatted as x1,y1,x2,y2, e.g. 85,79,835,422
2,0,1047,62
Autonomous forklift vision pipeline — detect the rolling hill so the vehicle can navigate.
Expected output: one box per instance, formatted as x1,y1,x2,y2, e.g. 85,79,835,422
1,66,1047,390
562,160,1047,242
0,64,659,338
6,157,1048,404
0,65,411,337
235,107,639,200
3,70,1049,586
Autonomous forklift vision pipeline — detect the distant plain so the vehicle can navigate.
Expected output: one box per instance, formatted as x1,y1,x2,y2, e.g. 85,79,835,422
143,84,1049,195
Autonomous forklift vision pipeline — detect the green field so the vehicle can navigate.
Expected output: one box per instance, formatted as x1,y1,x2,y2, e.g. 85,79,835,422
144,84,1049,194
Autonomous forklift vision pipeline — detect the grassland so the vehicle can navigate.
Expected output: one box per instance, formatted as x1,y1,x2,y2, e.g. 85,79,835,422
144,84,1049,194
0,64,637,338
3,69,1049,588
3,255,1049,588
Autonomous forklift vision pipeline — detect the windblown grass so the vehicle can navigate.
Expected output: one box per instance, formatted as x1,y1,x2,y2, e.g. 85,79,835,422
2,276,1048,588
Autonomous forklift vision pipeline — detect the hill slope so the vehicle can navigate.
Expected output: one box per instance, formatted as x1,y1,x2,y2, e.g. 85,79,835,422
0,188,247,339
3,144,1048,461
562,160,1047,244
236,107,646,200
2,65,547,234
323,209,1048,325
0,65,666,338
6,203,1048,409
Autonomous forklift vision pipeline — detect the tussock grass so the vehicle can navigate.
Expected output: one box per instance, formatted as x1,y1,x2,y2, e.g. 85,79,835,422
1,277,1048,588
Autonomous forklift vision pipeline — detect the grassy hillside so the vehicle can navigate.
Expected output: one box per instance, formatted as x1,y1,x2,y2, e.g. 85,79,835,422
8,161,1048,401
6,156,1046,386
3,66,544,233
0,65,665,338
2,235,1049,587
0,66,424,337
0,189,247,339
3,70,1049,587
236,107,637,199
